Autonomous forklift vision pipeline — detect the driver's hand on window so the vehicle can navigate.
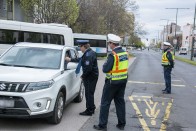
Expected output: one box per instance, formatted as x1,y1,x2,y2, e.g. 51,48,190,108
65,57,71,62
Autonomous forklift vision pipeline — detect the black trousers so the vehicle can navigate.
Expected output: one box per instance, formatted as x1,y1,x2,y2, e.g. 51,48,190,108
99,79,126,127
83,77,98,113
163,67,172,93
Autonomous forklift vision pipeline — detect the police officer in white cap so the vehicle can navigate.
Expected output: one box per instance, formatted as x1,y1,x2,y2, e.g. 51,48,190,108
162,42,174,94
94,34,129,130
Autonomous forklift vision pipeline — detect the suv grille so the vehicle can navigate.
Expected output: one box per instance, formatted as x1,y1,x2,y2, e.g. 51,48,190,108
0,82,28,92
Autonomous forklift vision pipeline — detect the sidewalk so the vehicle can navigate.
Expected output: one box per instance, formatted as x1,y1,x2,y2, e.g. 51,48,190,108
79,57,136,131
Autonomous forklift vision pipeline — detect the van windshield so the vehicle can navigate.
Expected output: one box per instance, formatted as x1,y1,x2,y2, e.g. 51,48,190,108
0,46,62,69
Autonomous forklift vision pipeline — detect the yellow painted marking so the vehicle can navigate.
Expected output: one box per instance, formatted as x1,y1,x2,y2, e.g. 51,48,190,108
129,96,150,131
128,81,185,87
132,95,151,98
129,95,173,130
138,98,141,102
160,99,173,131
144,99,160,126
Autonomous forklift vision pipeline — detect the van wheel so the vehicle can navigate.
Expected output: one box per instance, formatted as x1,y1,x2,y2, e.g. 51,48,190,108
48,92,64,124
74,82,84,103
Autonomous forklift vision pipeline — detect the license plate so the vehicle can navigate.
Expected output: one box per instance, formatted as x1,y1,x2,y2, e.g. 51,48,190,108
0,100,14,108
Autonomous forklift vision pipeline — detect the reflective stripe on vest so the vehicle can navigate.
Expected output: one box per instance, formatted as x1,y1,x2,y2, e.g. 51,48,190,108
162,51,174,65
106,51,128,80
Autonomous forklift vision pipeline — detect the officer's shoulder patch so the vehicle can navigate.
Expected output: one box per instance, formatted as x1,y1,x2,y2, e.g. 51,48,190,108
86,52,89,56
85,61,90,65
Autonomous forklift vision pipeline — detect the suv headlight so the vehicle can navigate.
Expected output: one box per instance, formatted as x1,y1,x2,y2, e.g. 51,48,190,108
25,80,54,92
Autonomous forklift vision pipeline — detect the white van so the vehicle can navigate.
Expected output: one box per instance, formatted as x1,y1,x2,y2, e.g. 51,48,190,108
0,20,74,54
179,47,188,55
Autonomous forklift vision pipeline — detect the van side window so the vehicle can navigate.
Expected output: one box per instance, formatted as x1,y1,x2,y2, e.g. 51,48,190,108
0,29,65,45
0,29,19,44
50,34,61,45
24,32,42,43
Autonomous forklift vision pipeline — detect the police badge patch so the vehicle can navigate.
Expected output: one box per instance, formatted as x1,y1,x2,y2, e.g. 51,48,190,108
85,61,90,65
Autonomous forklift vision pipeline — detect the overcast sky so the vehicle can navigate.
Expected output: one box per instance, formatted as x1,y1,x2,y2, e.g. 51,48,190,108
135,0,196,40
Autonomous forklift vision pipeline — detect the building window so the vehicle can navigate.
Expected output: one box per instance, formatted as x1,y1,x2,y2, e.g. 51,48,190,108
7,0,13,20
7,0,13,12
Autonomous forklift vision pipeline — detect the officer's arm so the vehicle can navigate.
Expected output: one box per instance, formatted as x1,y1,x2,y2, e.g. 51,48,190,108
70,57,80,62
166,52,174,67
81,53,94,79
102,54,114,73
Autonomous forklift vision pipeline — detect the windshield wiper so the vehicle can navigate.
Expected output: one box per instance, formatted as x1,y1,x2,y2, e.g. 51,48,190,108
0,63,12,66
13,65,44,69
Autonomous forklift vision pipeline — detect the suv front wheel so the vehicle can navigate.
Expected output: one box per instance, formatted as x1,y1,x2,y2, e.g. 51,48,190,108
74,81,84,103
48,91,64,124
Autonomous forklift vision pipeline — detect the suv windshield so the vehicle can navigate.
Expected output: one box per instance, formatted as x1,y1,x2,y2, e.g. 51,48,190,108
0,46,62,69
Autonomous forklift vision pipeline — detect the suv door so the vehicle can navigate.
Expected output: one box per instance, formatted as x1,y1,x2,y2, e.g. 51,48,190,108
63,49,80,100
69,49,81,95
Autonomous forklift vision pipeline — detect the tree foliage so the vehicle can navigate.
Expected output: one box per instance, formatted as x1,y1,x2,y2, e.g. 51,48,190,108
72,0,138,36
20,0,79,25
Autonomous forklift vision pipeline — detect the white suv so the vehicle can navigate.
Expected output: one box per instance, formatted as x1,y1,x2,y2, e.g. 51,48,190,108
0,43,84,124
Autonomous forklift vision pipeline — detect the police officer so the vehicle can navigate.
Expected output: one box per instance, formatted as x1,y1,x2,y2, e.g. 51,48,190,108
93,34,129,130
162,42,174,94
65,40,99,116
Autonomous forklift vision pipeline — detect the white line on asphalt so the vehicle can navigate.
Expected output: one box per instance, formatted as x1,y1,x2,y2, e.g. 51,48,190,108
171,80,181,81
128,81,185,87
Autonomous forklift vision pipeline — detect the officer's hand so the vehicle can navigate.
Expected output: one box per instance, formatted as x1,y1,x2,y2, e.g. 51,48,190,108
65,57,71,62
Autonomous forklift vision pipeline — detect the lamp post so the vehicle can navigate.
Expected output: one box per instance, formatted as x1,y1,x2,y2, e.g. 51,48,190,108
165,8,189,55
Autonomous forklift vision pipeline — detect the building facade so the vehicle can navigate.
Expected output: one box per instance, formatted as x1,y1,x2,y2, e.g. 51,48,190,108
0,0,25,21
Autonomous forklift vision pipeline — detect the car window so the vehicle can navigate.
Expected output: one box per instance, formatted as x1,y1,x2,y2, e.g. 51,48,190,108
70,49,77,59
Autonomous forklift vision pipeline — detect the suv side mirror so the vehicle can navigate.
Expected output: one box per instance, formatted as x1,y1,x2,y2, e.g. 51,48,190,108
66,62,77,70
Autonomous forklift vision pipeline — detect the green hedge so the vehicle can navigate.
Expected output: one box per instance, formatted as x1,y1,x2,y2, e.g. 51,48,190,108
175,56,196,66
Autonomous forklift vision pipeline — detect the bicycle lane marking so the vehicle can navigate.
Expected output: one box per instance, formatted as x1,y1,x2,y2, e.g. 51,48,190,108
129,95,173,131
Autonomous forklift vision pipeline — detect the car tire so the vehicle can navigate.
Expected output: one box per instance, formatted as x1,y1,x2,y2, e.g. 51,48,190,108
74,81,84,103
48,91,64,124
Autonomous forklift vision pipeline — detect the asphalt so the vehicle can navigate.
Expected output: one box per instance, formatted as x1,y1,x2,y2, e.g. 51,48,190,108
79,56,136,131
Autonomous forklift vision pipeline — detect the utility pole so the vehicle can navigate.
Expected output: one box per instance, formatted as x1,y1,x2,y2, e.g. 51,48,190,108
191,4,196,61
166,8,189,55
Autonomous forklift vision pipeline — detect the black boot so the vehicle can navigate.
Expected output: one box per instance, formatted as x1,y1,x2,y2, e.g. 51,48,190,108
79,110,93,116
93,125,107,130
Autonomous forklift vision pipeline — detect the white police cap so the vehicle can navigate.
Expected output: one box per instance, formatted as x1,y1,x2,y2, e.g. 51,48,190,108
163,42,171,46
107,34,121,44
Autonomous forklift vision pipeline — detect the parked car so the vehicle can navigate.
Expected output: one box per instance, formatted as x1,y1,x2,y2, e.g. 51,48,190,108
179,47,188,55
0,43,84,124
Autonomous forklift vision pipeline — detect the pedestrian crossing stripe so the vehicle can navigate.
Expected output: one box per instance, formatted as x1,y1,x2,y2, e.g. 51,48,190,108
129,95,173,131
128,80,185,87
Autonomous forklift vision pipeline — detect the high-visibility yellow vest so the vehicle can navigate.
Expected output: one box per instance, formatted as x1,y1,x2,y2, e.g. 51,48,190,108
162,50,174,66
106,51,128,81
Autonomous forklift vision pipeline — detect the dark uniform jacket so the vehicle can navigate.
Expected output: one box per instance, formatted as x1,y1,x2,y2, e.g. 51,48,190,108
71,48,99,80
163,48,174,68
103,47,128,84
